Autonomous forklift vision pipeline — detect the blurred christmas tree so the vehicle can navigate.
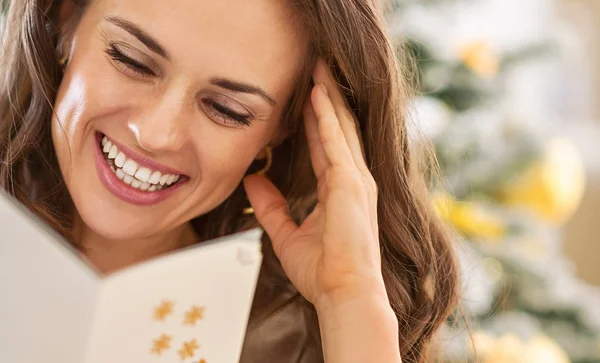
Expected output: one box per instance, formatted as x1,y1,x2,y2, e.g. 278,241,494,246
388,0,600,362
1,0,598,361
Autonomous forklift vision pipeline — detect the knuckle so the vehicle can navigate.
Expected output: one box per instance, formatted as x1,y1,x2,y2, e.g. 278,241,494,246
333,123,345,140
325,167,335,186
345,170,367,195
262,201,287,223
366,174,378,195
341,107,356,123
274,235,290,259
370,182,378,199
327,167,373,198
320,123,343,144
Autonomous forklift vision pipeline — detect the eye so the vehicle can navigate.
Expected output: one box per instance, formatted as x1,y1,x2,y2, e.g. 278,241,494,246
105,43,156,78
200,98,253,127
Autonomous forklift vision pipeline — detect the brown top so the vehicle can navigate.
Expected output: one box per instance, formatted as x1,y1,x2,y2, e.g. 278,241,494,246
238,261,324,363
239,296,322,363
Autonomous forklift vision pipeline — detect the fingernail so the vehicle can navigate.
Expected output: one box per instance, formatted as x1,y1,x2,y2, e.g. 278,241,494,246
319,82,329,96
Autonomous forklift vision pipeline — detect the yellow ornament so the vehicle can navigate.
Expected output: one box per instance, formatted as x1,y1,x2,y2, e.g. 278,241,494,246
473,331,570,363
499,138,586,225
459,41,499,78
524,335,571,363
434,193,507,241
473,332,525,363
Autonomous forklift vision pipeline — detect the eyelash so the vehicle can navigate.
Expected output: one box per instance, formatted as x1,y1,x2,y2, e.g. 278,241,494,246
105,44,155,77
201,99,252,127
105,44,253,127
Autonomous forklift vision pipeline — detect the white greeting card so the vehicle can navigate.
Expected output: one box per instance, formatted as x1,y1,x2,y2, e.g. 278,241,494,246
0,191,263,363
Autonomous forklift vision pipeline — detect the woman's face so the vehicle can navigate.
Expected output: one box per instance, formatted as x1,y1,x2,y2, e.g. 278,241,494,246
52,0,306,240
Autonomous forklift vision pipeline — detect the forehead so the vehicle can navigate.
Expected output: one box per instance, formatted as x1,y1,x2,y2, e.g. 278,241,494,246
95,0,307,97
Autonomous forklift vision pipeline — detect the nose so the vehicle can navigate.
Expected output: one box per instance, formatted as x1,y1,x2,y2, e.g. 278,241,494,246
128,89,191,153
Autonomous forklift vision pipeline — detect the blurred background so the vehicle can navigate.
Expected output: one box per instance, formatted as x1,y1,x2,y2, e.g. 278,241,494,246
387,0,600,361
1,0,599,362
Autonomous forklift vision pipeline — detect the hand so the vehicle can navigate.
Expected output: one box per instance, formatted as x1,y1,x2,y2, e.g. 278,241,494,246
243,59,385,311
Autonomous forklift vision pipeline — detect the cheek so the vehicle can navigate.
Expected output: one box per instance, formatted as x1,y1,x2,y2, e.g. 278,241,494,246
196,131,262,182
51,60,136,166
189,125,273,205
52,72,88,179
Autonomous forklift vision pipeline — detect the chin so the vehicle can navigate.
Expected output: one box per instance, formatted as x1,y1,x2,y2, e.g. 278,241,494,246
57,129,192,240
74,194,168,241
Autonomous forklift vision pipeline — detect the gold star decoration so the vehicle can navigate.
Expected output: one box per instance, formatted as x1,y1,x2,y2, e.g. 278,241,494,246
150,334,172,356
178,339,199,360
154,300,174,321
184,305,205,326
197,359,207,363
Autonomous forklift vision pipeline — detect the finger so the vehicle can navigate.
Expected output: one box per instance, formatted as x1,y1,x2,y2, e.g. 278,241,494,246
312,61,378,239
303,96,329,179
312,59,368,172
243,174,298,256
311,83,355,168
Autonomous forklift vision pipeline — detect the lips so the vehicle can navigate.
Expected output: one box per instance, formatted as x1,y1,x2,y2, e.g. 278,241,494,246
93,132,187,206
101,135,181,192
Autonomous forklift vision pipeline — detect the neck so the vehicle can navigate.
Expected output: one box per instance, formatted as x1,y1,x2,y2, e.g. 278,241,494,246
75,219,199,275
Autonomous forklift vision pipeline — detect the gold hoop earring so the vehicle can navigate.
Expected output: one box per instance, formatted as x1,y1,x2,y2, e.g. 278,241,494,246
59,42,71,69
256,146,272,176
59,54,69,68
242,146,273,215
242,207,255,215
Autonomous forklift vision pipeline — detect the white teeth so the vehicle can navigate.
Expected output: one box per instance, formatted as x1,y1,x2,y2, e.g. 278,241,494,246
148,171,162,184
103,140,112,153
115,152,125,168
101,136,182,191
159,174,170,185
108,144,118,159
123,174,134,185
134,167,151,183
122,159,138,176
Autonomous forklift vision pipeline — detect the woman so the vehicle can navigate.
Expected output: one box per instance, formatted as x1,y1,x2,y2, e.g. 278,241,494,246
0,0,459,362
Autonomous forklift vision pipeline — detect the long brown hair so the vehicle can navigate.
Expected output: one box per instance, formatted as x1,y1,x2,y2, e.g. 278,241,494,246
0,1,459,362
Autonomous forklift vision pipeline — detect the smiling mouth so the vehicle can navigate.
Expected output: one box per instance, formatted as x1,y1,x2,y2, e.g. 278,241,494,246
100,135,182,192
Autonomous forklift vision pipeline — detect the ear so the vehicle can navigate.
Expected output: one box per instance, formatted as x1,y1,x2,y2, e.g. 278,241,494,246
255,124,293,160
255,149,267,160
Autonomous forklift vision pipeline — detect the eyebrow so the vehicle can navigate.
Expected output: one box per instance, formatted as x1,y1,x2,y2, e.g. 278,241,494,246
105,16,170,60
210,78,276,106
105,16,275,106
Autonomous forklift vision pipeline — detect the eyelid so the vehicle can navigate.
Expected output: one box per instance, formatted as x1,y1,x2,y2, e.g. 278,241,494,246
200,99,252,127
202,93,255,117
109,42,162,76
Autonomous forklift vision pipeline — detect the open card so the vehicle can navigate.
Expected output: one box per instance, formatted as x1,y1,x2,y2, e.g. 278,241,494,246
0,190,263,363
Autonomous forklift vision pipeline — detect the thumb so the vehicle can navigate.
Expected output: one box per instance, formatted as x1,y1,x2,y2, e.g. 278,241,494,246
243,174,298,255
